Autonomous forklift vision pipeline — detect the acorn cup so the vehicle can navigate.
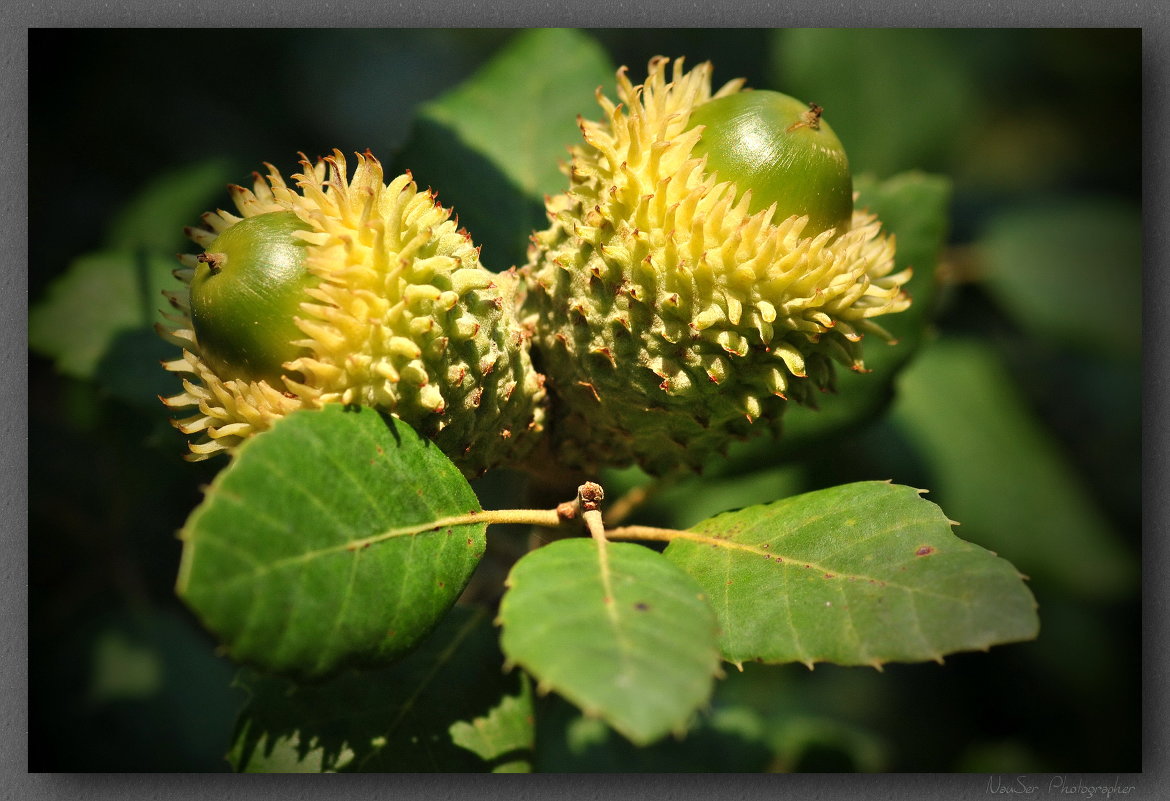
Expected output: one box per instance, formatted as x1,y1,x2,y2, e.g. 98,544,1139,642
159,150,547,478
521,57,912,476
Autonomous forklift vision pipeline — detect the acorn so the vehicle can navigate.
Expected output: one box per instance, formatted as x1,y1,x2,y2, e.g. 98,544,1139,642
160,151,548,477
188,210,316,385
521,57,912,476
688,90,853,235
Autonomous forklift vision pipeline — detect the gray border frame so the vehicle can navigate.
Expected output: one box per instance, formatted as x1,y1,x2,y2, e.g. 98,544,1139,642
9,1,1166,798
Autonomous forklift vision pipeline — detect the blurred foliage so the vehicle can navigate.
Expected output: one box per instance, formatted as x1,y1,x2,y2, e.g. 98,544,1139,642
29,28,1140,772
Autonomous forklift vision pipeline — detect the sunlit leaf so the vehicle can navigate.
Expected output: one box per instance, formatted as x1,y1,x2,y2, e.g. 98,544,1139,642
662,482,1039,667
178,405,487,680
498,538,721,745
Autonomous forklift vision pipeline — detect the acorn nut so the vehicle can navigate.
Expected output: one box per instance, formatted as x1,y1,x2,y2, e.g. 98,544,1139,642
688,90,853,235
188,210,315,385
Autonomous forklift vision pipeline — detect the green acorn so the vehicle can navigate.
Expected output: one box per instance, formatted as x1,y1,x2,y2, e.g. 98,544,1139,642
160,151,547,477
188,211,316,385
688,91,853,234
521,58,911,476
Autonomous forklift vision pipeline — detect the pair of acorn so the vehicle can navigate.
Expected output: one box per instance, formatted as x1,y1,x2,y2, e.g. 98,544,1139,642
160,58,911,479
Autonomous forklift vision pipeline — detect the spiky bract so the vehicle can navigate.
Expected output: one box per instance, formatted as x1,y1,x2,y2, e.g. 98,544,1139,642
522,58,912,476
161,150,546,477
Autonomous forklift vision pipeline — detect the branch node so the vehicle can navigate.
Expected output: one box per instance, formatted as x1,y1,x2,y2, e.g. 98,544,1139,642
578,481,605,512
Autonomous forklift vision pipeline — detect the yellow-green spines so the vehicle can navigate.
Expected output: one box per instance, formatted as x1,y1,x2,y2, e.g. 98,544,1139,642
521,58,912,476
160,150,547,477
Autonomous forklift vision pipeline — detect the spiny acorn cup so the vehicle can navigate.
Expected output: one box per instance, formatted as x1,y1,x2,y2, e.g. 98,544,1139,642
159,150,547,478
521,57,912,476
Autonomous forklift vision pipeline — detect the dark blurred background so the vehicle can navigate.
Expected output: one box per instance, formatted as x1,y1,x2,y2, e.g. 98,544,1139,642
28,29,1141,771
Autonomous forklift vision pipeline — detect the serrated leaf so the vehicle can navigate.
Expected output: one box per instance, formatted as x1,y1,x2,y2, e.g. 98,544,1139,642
394,28,614,270
715,171,951,474
177,405,487,680
663,481,1038,668
889,338,1137,599
229,606,519,772
449,676,535,773
498,539,721,746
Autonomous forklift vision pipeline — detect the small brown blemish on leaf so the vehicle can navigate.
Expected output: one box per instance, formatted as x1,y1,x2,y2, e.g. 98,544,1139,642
387,630,397,638
466,537,474,546
824,573,835,579
437,581,445,588
634,602,650,611
916,545,936,557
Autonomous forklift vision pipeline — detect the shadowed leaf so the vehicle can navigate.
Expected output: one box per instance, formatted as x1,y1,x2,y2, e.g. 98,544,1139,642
449,676,535,772
395,28,614,270
229,606,517,772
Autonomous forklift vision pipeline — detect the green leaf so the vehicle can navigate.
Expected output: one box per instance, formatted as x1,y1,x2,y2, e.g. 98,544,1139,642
105,159,232,252
889,338,1137,599
449,676,535,773
767,715,890,773
663,481,1039,668
715,171,951,474
229,606,520,772
535,695,776,773
853,171,952,349
980,198,1141,358
177,405,487,680
29,249,178,381
31,159,232,405
772,29,982,177
395,28,614,270
498,538,721,745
